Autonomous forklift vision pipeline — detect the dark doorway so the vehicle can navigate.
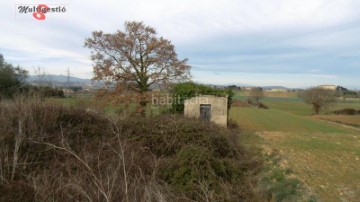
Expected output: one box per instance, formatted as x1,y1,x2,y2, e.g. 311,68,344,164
200,104,211,122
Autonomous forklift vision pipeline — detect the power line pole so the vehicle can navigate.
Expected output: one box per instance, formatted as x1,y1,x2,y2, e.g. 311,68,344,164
67,67,71,88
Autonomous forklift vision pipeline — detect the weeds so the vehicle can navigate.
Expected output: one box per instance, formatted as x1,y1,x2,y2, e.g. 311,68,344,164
0,98,261,201
0,99,176,201
257,149,317,202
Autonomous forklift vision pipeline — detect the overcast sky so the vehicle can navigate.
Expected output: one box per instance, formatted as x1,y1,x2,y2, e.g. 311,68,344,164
1,0,360,88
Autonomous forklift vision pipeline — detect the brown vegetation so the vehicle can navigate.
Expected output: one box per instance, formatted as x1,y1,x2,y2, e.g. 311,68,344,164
84,21,191,114
0,98,262,201
332,108,360,115
231,100,251,108
249,87,264,104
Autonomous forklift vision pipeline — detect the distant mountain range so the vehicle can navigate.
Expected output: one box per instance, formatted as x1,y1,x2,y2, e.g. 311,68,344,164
208,83,302,90
26,75,311,90
27,75,91,83
261,86,288,90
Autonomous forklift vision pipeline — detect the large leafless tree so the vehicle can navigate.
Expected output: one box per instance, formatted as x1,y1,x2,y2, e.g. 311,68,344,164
85,21,191,111
249,87,264,104
299,87,336,114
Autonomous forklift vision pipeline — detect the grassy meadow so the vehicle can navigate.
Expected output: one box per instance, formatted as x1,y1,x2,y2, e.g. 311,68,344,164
230,92,360,201
315,115,360,128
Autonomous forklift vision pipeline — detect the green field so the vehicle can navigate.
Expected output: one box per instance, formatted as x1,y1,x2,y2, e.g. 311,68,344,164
231,95,360,201
315,115,360,128
230,108,355,133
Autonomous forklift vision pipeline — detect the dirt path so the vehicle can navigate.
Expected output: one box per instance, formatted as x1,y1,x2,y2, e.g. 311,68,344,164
318,119,360,132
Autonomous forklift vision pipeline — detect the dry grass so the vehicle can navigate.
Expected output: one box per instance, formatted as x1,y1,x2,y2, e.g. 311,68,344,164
0,97,261,202
0,98,179,202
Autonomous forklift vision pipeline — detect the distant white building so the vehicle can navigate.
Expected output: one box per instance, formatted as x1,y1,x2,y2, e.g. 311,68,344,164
243,87,255,91
318,85,337,90
62,88,74,94
267,88,288,92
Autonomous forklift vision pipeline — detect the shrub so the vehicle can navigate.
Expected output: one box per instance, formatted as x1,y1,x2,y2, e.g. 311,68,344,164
0,99,260,201
19,85,64,98
333,108,359,115
246,99,269,109
0,101,173,201
227,118,239,129
231,100,251,108
118,115,233,158
256,149,317,202
171,82,234,113
117,115,259,201
258,103,269,109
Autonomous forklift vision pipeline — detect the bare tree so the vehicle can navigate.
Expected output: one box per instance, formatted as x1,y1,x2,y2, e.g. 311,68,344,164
84,21,191,114
249,87,264,104
299,87,336,114
34,67,53,87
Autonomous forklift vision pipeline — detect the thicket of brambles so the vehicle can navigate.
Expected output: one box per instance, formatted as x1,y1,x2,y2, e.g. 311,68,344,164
0,99,262,202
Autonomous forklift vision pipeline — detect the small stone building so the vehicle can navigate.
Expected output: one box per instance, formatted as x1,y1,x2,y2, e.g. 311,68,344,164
184,95,228,127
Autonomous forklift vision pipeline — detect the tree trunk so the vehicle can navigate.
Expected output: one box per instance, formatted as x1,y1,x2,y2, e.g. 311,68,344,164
313,103,321,114
138,93,147,117
139,102,146,117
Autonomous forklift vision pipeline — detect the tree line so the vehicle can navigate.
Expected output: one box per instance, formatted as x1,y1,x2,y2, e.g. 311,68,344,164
0,54,64,100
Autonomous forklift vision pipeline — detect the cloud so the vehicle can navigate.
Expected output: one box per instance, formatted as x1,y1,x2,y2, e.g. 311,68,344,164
0,0,360,87
310,74,338,79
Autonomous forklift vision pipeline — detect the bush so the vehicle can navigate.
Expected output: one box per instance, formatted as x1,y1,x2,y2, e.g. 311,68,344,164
333,108,359,115
171,82,234,113
0,101,171,201
0,99,260,201
258,103,269,109
231,100,251,108
20,85,64,98
117,115,261,201
118,115,233,158
247,99,269,109
227,118,239,129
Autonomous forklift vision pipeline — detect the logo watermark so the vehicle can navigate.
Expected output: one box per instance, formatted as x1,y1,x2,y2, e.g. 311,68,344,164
16,4,68,20
151,94,210,106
